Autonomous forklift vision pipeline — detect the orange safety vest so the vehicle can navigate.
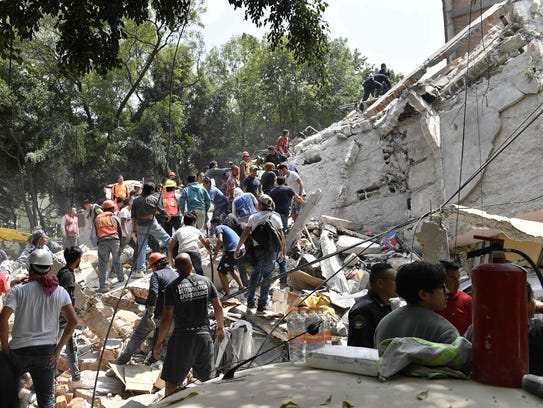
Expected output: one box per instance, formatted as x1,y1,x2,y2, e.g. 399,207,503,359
111,183,129,199
64,213,79,236
95,211,118,239
240,159,250,177
162,190,179,216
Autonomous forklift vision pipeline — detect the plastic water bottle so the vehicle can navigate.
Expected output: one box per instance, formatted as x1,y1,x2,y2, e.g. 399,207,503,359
287,307,305,364
305,307,325,354
321,307,332,346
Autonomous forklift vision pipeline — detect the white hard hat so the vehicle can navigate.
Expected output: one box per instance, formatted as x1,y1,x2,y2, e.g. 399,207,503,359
29,248,53,273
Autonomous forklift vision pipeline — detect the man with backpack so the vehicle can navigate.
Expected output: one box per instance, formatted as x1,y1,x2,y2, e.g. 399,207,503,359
234,195,285,316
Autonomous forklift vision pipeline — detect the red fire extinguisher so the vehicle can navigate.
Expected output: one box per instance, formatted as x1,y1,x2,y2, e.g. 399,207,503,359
470,236,528,388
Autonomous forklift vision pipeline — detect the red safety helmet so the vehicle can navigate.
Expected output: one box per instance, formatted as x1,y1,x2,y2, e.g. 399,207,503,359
148,252,166,268
102,200,115,210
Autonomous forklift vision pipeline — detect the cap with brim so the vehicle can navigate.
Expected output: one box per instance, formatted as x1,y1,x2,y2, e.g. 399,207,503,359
30,230,47,244
249,165,258,172
267,145,275,150
258,194,275,210
32,264,51,273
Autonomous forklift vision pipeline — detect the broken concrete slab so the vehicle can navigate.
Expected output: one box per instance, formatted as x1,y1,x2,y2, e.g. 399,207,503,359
319,215,363,231
336,235,382,256
319,227,350,294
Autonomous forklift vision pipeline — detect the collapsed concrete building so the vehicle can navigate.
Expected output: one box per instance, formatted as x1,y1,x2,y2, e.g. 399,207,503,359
291,0,543,262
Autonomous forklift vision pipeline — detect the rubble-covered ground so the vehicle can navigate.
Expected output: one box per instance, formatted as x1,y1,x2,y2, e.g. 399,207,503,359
2,214,425,408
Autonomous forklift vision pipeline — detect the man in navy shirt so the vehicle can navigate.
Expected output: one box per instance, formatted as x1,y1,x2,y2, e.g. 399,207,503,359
348,263,397,348
241,165,261,198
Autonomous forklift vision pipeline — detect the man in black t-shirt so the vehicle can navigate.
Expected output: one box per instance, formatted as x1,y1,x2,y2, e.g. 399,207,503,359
153,253,225,397
57,246,83,383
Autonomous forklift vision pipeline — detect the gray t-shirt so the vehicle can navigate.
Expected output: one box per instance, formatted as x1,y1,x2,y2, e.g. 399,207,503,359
374,305,459,348
5,281,71,349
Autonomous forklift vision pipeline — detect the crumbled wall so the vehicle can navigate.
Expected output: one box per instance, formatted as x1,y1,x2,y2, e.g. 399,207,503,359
294,0,543,232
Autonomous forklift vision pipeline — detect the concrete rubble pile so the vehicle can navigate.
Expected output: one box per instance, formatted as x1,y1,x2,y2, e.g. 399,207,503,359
3,213,419,408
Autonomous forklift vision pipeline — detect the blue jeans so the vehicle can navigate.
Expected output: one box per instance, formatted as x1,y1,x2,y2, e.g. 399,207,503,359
278,213,288,284
97,239,123,289
135,220,172,271
187,251,204,276
60,319,80,381
246,248,276,310
11,345,56,408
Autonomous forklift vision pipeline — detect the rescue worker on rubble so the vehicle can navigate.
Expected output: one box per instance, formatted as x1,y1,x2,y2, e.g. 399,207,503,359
0,230,60,292
131,183,172,277
0,248,78,408
95,200,124,293
348,263,397,348
153,253,225,397
159,180,181,236
114,253,178,366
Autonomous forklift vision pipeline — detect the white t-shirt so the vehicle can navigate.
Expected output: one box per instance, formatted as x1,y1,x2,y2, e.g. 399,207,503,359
247,211,283,231
5,281,71,349
119,207,132,236
285,171,305,195
173,225,204,253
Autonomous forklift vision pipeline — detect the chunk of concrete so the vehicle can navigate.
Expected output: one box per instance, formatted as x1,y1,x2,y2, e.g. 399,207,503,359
336,235,381,255
319,229,350,294
320,215,363,231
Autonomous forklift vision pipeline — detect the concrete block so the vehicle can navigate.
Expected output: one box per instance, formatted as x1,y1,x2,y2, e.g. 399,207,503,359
56,395,68,408
320,215,363,231
67,397,91,408
336,235,381,255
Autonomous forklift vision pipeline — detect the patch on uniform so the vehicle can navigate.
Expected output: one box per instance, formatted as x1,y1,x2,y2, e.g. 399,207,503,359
352,314,367,329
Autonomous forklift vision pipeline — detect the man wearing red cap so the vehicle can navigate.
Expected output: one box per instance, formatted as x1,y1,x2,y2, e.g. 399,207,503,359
239,151,250,184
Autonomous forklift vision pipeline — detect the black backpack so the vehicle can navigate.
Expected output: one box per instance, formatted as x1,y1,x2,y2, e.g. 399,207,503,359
250,214,282,254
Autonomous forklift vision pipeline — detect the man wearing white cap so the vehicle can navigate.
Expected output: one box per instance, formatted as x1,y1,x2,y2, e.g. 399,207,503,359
234,195,286,315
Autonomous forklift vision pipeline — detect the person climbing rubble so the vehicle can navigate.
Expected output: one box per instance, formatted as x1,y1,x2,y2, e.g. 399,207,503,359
0,248,78,408
113,252,178,366
153,253,225,397
234,195,286,315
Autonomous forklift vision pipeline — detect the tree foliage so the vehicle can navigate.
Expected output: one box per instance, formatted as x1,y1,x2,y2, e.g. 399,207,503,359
0,0,328,76
0,1,384,237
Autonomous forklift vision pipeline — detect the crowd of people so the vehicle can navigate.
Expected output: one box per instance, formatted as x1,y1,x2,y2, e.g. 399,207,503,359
0,129,308,403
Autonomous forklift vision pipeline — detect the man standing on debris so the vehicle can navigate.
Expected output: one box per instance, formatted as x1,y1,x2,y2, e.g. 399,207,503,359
168,211,212,276
111,175,130,201
115,253,178,365
277,163,305,222
0,248,78,408
203,177,228,219
234,195,286,315
131,183,172,277
57,246,83,385
374,262,459,347
348,263,397,348
362,72,391,101
260,162,277,195
95,200,124,293
436,260,472,335
239,151,250,184
241,165,261,198
232,189,259,223
153,253,225,396
60,207,79,248
159,179,181,236
178,175,211,230
265,145,283,167
276,129,290,156
210,217,247,295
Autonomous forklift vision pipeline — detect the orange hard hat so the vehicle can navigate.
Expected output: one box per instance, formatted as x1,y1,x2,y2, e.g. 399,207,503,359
102,200,115,210
148,252,166,268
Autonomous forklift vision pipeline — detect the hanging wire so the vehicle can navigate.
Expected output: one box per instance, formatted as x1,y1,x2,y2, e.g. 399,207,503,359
453,0,475,249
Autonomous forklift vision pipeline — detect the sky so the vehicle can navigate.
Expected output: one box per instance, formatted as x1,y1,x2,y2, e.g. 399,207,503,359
199,0,446,75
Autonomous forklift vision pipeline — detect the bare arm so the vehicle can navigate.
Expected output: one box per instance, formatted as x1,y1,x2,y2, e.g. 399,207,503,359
167,236,178,265
277,228,286,262
293,193,305,206
296,178,304,196
153,305,174,360
234,226,252,259
211,297,225,342
51,304,78,366
213,233,223,261
0,306,13,352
